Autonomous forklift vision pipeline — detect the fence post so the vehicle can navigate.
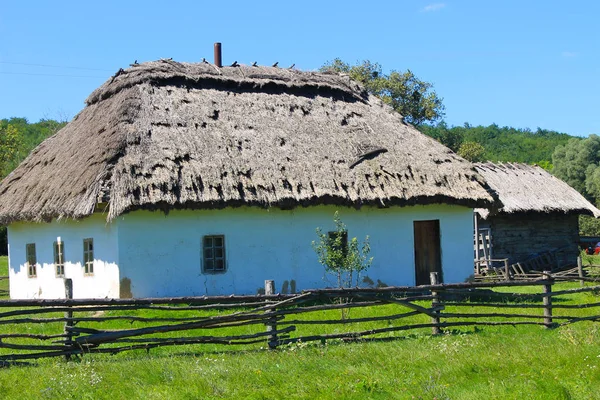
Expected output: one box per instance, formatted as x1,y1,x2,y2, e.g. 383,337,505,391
430,272,441,335
504,259,512,281
577,256,585,287
264,280,278,349
542,271,554,329
63,278,73,360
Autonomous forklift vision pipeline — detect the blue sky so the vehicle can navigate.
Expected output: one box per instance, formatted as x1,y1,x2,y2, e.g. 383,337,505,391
1,1,598,136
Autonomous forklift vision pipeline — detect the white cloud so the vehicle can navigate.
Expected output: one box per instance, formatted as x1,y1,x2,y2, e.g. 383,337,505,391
422,3,446,12
561,51,578,58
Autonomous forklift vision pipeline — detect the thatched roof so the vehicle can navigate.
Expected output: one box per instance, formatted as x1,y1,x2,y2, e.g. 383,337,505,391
0,60,493,224
474,162,600,219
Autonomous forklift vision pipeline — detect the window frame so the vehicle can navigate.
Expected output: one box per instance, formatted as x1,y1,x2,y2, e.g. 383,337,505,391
54,240,65,277
202,235,226,274
83,238,94,275
26,243,37,278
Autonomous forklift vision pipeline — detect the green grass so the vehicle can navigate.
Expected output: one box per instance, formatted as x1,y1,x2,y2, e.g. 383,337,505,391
0,256,8,297
0,255,599,399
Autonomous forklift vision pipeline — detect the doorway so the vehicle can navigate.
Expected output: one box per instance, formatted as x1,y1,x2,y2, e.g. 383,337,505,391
413,220,442,285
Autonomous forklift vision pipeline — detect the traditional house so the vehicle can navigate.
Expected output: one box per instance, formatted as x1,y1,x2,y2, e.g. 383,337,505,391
0,59,493,299
473,162,600,268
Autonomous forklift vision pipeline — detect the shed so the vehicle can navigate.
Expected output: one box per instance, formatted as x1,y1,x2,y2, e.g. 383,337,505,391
473,162,600,269
0,60,493,298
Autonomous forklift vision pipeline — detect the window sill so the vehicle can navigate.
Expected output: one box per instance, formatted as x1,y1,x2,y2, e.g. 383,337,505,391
202,270,227,275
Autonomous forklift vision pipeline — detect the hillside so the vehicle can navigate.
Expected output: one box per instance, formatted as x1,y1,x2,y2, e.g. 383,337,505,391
420,122,577,168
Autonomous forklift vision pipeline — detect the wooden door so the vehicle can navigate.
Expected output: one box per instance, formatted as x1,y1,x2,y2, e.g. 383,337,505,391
413,220,442,286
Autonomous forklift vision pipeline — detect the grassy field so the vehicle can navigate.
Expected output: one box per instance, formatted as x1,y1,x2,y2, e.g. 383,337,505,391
0,256,599,399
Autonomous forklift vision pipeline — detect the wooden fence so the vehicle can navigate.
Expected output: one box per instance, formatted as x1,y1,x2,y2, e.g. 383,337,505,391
475,256,599,282
0,271,600,363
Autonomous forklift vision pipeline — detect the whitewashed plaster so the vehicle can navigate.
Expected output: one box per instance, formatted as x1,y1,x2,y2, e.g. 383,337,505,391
116,205,474,297
7,204,474,299
8,213,119,299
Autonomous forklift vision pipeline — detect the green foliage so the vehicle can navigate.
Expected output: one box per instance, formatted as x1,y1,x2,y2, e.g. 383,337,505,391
579,215,600,236
0,117,67,177
458,141,485,162
320,59,445,126
421,122,575,165
552,134,600,203
312,212,373,288
0,124,21,177
420,121,463,152
537,160,553,171
0,117,66,256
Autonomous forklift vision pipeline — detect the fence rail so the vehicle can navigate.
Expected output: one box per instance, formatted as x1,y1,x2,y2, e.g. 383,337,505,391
0,271,600,362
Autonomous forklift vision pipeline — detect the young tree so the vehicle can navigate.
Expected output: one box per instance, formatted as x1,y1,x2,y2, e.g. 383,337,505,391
320,59,445,126
458,141,486,162
312,212,373,288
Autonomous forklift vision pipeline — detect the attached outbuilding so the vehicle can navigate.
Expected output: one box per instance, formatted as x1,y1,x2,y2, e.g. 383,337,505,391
0,60,493,299
473,162,600,269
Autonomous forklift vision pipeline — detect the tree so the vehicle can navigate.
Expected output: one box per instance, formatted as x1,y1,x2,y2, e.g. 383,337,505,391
420,121,463,152
312,212,373,288
0,124,21,177
552,135,600,203
320,59,445,126
579,215,600,236
458,141,485,162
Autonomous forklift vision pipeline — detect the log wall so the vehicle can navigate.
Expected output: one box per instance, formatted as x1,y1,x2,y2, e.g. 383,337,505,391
481,212,579,265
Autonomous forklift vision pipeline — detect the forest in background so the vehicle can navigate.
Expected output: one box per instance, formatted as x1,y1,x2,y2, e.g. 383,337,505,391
0,118,67,254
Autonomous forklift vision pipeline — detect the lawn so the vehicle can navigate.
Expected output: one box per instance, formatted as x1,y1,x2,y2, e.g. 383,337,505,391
0,255,599,399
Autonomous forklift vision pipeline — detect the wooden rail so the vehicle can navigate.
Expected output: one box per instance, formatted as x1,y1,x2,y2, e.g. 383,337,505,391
0,273,599,362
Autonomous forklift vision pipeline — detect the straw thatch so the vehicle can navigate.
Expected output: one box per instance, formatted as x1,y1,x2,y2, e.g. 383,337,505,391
0,60,493,224
474,162,600,219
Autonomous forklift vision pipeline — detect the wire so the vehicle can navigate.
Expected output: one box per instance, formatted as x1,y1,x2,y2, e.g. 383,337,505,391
0,71,106,78
0,61,113,72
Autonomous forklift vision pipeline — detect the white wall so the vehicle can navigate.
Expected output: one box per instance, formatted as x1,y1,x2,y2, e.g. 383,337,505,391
117,205,474,297
8,214,119,299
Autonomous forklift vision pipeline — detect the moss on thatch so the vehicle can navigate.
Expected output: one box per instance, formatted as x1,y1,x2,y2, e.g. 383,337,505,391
0,60,493,223
474,162,600,218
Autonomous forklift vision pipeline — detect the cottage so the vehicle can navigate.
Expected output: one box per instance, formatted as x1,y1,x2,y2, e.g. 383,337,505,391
0,59,493,299
473,162,600,268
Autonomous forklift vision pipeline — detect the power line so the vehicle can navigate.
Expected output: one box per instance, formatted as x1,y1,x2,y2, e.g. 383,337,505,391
0,61,113,72
0,71,105,78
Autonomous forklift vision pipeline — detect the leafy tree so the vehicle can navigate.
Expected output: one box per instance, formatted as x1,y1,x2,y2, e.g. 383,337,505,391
552,135,600,202
579,215,600,236
458,141,485,162
312,212,373,288
420,121,463,152
321,59,445,126
0,117,67,174
0,124,21,177
0,117,67,255
421,122,574,165
536,160,553,171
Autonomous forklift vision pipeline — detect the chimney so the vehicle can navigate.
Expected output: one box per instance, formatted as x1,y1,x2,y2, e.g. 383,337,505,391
214,42,222,67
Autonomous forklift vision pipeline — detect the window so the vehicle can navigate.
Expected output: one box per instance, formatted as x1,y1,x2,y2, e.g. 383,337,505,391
328,230,348,257
203,235,226,273
83,238,94,275
54,240,65,277
26,243,37,278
